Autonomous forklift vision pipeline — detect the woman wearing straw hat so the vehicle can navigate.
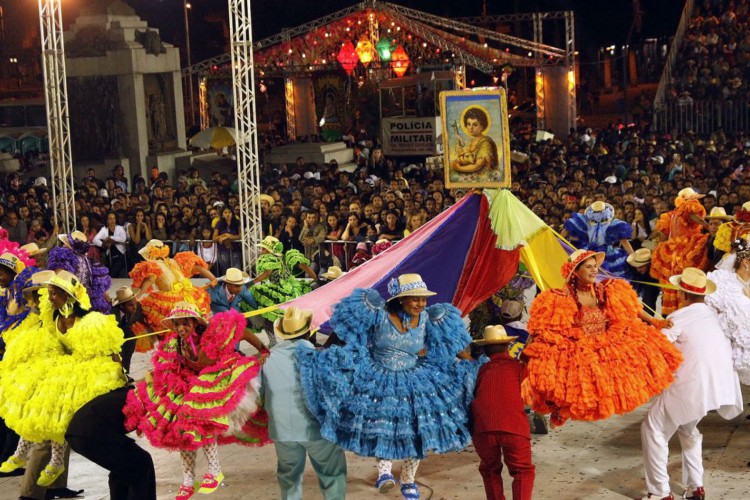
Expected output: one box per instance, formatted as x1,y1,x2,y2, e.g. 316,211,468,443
297,274,477,500
650,188,710,315
706,236,750,384
713,201,750,255
562,200,635,278
0,270,126,487
123,302,270,500
47,230,112,314
129,239,217,349
522,250,683,427
250,236,316,324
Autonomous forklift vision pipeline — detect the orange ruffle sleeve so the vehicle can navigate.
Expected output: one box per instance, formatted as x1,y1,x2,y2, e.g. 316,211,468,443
655,211,672,236
680,199,707,217
174,252,209,277
129,261,162,288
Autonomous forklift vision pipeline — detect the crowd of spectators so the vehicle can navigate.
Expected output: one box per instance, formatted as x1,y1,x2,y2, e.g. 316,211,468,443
1,120,750,282
668,0,750,102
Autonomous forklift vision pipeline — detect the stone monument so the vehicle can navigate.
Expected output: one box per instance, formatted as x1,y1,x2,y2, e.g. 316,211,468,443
64,0,190,182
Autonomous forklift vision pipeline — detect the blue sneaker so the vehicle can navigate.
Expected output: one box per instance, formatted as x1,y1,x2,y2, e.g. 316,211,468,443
400,482,420,499
375,473,396,493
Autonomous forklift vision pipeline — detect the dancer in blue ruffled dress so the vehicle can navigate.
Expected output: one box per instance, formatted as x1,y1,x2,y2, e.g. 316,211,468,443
563,200,634,278
297,274,477,500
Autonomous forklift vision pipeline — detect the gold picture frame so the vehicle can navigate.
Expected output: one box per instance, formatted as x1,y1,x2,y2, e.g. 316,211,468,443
439,89,511,189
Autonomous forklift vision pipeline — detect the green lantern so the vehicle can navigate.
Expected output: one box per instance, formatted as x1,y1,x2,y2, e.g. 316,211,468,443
376,37,394,61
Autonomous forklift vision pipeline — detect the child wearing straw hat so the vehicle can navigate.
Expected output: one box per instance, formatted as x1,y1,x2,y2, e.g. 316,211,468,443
123,303,270,500
471,325,535,500
262,307,347,499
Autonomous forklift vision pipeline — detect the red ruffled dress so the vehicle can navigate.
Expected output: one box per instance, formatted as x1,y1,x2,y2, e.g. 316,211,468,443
650,198,708,315
123,310,269,450
522,279,683,426
129,253,212,351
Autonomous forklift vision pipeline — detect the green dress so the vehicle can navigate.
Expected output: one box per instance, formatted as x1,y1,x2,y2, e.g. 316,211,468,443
250,250,311,320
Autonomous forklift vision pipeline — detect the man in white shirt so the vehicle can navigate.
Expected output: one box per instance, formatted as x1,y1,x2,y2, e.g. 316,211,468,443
638,268,743,500
93,212,129,278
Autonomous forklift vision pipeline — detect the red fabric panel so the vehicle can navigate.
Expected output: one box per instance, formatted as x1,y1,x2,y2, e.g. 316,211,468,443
453,194,520,314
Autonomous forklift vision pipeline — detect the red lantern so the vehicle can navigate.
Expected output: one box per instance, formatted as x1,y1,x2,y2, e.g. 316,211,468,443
337,40,359,76
390,45,410,78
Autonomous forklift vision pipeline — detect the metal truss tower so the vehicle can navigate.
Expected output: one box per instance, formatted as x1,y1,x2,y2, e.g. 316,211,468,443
38,0,76,234
227,0,263,272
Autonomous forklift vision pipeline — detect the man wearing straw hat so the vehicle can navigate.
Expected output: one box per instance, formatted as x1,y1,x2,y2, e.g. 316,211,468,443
705,207,733,268
112,286,150,375
471,325,535,500
627,248,660,314
638,268,743,500
261,307,347,500
208,267,258,315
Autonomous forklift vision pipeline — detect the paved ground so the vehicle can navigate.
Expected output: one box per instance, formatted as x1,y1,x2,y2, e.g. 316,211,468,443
2,279,749,499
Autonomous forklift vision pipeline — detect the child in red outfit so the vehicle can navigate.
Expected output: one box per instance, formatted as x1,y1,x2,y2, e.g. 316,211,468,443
471,325,535,500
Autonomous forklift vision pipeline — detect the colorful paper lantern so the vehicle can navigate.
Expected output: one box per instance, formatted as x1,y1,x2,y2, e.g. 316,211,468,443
390,45,410,78
337,40,359,76
355,37,376,66
376,37,395,61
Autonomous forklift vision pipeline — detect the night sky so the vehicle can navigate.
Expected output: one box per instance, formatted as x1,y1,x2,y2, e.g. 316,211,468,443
0,0,682,65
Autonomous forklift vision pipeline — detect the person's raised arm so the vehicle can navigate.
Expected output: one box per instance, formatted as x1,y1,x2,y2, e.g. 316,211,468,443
192,265,218,288
242,327,270,356
298,262,318,280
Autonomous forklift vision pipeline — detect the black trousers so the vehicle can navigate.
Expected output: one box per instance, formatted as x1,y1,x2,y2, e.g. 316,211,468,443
0,417,19,462
65,387,156,500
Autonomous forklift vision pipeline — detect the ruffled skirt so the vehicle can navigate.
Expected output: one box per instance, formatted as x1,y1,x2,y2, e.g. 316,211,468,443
297,345,477,460
0,356,126,443
651,233,708,314
123,356,269,451
251,278,311,320
522,320,683,425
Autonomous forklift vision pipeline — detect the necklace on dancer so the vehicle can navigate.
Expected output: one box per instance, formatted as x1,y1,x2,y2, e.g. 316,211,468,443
400,312,415,333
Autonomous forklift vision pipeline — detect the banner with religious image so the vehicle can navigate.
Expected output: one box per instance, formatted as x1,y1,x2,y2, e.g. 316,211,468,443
439,89,510,189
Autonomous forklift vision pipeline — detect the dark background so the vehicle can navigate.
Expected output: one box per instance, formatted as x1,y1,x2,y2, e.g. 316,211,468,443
0,0,682,67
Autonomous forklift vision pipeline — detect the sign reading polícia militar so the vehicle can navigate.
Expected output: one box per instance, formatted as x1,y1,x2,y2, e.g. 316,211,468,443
382,117,441,156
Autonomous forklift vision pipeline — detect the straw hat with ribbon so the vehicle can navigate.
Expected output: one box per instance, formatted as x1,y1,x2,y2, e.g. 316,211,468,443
677,187,705,201
321,266,346,280
387,274,437,302
20,243,48,257
473,325,519,345
561,250,605,282
668,267,716,296
45,270,92,310
112,286,140,306
0,253,25,276
139,239,170,260
22,270,55,292
627,248,652,267
585,201,615,223
706,207,732,220
258,236,283,256
58,231,87,249
161,302,208,329
219,268,251,286
273,307,314,340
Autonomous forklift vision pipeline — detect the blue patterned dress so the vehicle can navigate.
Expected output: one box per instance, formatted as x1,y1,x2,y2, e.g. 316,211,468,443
564,205,633,278
296,288,477,460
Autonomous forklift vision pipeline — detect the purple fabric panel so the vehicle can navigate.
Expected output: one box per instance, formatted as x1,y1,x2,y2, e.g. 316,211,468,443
369,195,480,304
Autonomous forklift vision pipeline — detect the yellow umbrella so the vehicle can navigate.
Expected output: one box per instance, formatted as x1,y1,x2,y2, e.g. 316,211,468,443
189,126,238,149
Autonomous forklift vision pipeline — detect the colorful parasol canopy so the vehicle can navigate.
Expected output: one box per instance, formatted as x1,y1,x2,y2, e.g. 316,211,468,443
189,126,238,150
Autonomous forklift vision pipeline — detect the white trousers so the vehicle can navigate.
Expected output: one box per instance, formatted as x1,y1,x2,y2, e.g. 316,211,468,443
641,397,704,496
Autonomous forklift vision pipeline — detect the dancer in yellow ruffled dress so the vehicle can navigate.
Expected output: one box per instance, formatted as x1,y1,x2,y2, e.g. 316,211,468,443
0,270,126,486
130,239,218,351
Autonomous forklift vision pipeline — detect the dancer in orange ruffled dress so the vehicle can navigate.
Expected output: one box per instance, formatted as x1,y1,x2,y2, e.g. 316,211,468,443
650,188,709,315
130,239,217,351
522,250,683,427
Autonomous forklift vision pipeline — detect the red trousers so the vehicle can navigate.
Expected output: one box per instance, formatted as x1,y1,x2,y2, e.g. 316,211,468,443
473,431,535,500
